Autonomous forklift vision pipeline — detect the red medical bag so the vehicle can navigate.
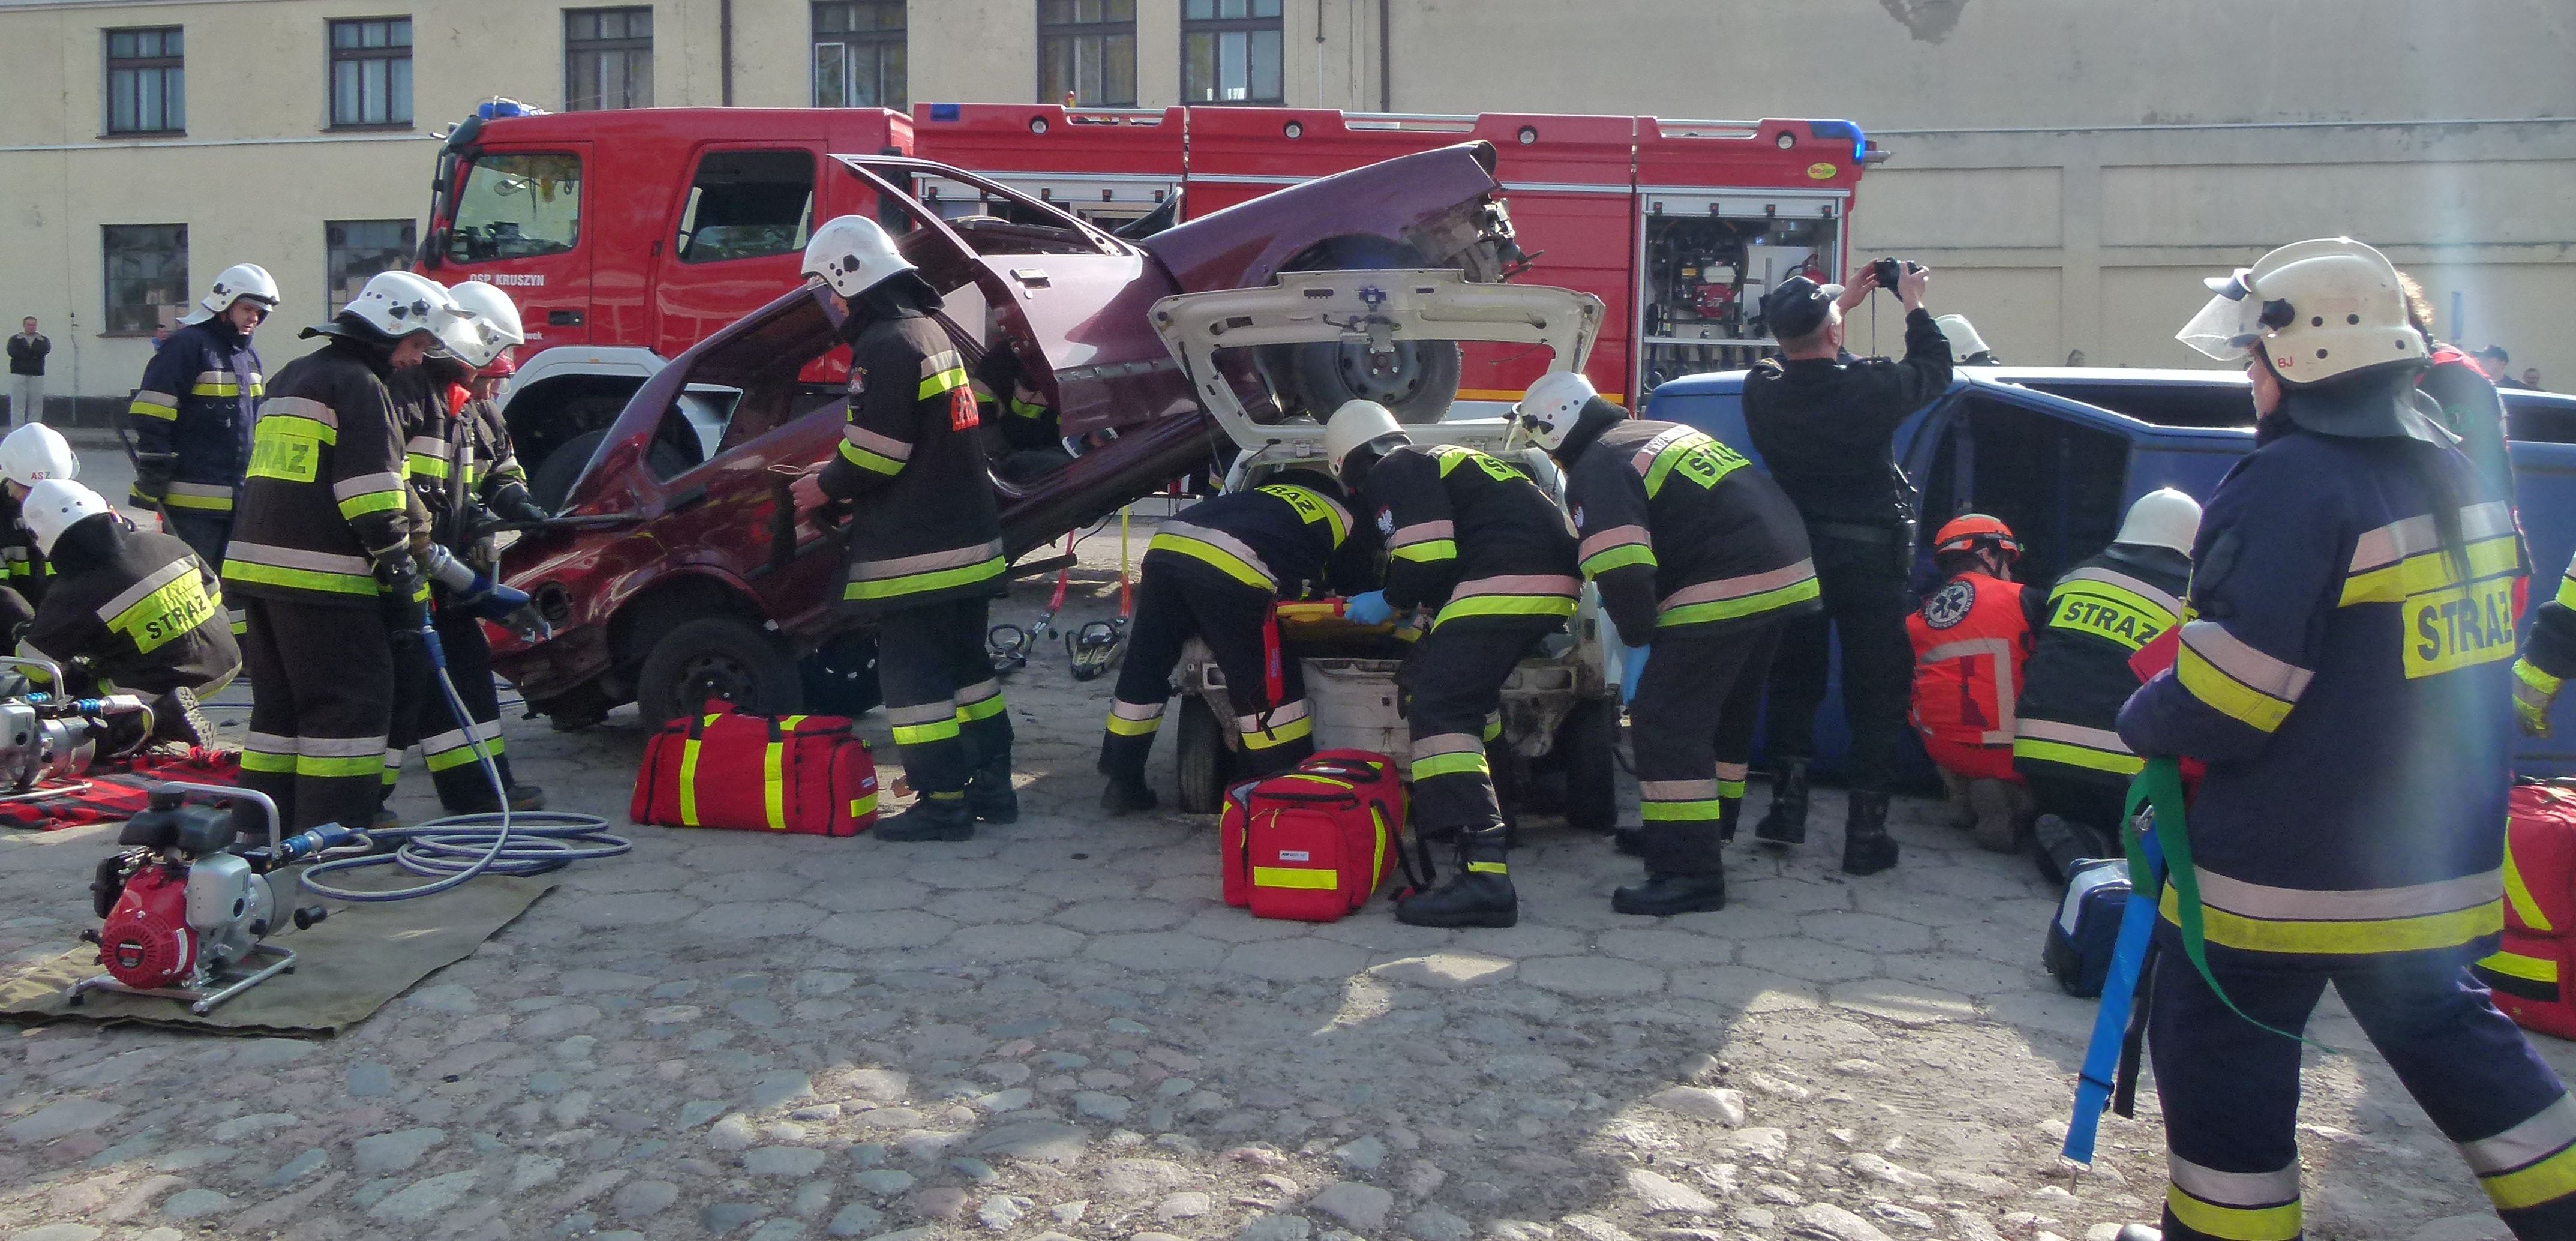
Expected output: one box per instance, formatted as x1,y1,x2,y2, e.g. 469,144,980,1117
632,701,879,837
1220,750,1416,921
2475,782,2576,1040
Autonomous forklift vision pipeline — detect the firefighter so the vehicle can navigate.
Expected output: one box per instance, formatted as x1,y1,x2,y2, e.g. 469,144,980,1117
1906,514,2037,853
1097,468,1382,813
800,215,1014,843
0,422,80,622
126,263,279,582
2400,272,2514,505
17,479,237,747
2116,238,2574,1240
1518,371,1818,915
2013,488,2198,877
1741,265,1951,876
1324,399,1580,929
1936,314,2001,365
226,269,451,833
380,279,547,815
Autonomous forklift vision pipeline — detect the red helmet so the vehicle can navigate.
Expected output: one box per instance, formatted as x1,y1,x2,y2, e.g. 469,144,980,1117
1933,513,2021,560
476,346,517,379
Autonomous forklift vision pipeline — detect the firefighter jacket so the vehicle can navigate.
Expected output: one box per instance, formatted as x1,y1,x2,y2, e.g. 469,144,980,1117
1740,307,1953,532
22,514,238,697
2421,344,2515,508
2524,548,2576,685
388,366,506,554
223,336,415,608
1148,479,1382,599
1907,569,2033,750
0,494,51,609
815,308,1004,620
2117,374,2521,970
125,317,265,515
2011,542,2190,781
1557,404,1819,648
975,345,1059,453
1358,443,1578,630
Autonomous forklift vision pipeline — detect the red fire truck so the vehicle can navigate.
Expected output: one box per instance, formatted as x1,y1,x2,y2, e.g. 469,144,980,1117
420,102,1878,482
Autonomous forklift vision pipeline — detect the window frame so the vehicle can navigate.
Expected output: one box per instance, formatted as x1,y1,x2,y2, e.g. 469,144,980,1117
103,25,185,136
1180,0,1283,106
673,148,819,266
325,219,420,316
563,6,655,112
101,223,190,337
1035,0,1137,108
811,1,907,109
326,16,415,131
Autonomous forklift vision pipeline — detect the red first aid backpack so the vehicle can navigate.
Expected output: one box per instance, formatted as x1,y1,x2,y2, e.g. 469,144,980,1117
2475,781,2576,1040
632,701,880,837
1220,750,1425,922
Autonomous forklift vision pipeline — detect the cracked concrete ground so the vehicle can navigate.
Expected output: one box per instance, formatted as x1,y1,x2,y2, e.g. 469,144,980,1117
5,460,2572,1241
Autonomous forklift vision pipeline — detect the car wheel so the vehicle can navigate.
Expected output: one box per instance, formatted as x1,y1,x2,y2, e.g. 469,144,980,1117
1557,696,1618,834
1290,333,1463,426
1175,695,1234,815
635,615,804,726
527,428,608,514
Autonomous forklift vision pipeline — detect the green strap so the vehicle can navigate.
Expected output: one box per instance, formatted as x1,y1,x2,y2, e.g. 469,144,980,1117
2124,757,2335,1052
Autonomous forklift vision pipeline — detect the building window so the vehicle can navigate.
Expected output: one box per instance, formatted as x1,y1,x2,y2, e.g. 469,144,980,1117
327,220,419,315
329,18,413,128
1038,0,1135,107
105,27,185,135
1182,0,1281,104
103,224,188,335
565,7,653,111
814,2,906,109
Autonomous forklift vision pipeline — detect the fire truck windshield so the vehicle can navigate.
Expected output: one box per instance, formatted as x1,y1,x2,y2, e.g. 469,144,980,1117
446,152,583,263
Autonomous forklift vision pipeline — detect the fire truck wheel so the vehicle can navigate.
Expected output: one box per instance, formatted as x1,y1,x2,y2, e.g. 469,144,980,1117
1557,696,1617,835
1175,695,1234,816
635,615,805,726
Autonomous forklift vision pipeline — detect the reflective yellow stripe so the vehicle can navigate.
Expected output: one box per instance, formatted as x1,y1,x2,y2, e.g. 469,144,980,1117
678,722,709,825
158,489,235,512
1240,715,1314,750
295,753,381,778
1007,397,1047,419
2340,533,2521,606
2507,835,2555,933
2178,642,2295,733
221,560,377,596
1104,711,1161,737
337,489,406,520
128,397,178,420
1466,861,1508,874
957,694,1007,723
1433,594,1578,628
1581,544,1656,577
239,748,296,773
2164,1186,2300,1241
850,792,879,817
1656,575,1821,628
2011,736,2145,777
1391,539,1457,564
837,438,904,476
892,717,963,747
2159,884,2503,955
406,452,452,479
763,735,788,831
425,735,503,771
1148,533,1272,587
2484,1140,2576,1212
2479,950,2560,984
918,367,971,400
191,380,242,397
1641,798,1725,822
2047,580,2178,652
1642,433,1748,497
2556,571,2576,611
845,556,1006,602
1716,778,1746,799
1253,866,1340,891
106,570,220,655
1410,750,1490,780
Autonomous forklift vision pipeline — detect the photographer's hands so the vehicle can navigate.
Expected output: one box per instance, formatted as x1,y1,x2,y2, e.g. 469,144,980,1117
1835,266,1877,312
1898,262,1932,313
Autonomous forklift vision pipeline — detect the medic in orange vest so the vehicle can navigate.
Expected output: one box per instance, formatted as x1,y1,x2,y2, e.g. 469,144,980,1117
1907,514,2044,852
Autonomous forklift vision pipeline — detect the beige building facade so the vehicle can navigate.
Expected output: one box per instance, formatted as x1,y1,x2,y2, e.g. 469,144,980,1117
3,0,2572,416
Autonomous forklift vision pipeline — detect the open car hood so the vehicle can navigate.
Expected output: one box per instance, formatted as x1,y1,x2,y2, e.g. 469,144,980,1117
1150,270,1603,458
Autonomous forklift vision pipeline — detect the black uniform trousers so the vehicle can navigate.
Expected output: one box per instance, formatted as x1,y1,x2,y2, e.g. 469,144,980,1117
2014,757,2130,840
237,596,394,832
1761,529,1914,792
1401,617,1558,835
877,597,1009,799
1100,562,1311,783
163,512,244,637
1632,619,1785,868
2150,951,2576,1240
384,598,520,813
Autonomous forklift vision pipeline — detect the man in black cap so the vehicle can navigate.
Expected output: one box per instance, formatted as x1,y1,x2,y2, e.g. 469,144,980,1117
1740,262,1953,875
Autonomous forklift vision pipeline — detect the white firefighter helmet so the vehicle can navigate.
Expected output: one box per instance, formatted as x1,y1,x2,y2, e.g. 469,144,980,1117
1935,314,1993,361
1514,370,1601,452
800,215,915,299
0,423,79,488
2114,487,2202,556
443,280,526,363
1323,400,1408,478
2177,237,2425,385
23,479,111,557
179,263,281,326
343,270,458,352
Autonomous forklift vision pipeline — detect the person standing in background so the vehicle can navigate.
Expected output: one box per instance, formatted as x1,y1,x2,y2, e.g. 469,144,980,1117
7,319,48,427
151,323,172,353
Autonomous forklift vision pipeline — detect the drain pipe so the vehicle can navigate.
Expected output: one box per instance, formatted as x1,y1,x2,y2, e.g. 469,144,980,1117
1377,0,1391,112
720,0,735,106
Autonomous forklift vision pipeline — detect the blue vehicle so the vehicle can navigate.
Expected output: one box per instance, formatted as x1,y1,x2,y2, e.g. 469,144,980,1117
1647,365,2576,778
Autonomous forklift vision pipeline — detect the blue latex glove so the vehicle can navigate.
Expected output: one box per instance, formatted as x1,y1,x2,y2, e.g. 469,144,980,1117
1343,590,1394,625
459,573,534,624
1620,642,1652,705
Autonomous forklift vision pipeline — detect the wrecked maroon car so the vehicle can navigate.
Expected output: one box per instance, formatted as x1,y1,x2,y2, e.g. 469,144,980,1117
490,144,1523,728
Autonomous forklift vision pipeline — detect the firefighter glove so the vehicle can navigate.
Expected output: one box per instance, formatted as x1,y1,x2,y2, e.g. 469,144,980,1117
130,452,177,502
1620,642,1652,705
2515,657,2562,738
487,481,552,524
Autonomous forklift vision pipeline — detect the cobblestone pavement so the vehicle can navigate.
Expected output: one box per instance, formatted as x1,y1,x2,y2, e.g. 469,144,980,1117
4,482,2571,1241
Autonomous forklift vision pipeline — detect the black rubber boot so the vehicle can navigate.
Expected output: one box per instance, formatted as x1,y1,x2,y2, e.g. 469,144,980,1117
1840,789,1900,876
1613,825,1644,857
965,751,1019,824
1397,826,1518,928
508,783,547,813
1613,822,1727,916
1100,775,1159,816
876,792,977,841
1717,796,1743,844
1753,759,1810,845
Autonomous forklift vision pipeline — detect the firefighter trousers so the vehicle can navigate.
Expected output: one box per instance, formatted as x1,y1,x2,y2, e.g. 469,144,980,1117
1100,562,1310,784
1401,617,1557,835
878,598,1010,799
237,596,394,832
1631,619,1784,871
164,512,244,636
1762,531,1915,793
2149,950,2576,1240
385,601,519,813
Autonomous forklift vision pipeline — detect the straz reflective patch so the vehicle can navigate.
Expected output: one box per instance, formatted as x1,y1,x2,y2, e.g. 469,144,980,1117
247,427,323,482
2050,589,2170,652
2408,575,2518,679
110,572,218,654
